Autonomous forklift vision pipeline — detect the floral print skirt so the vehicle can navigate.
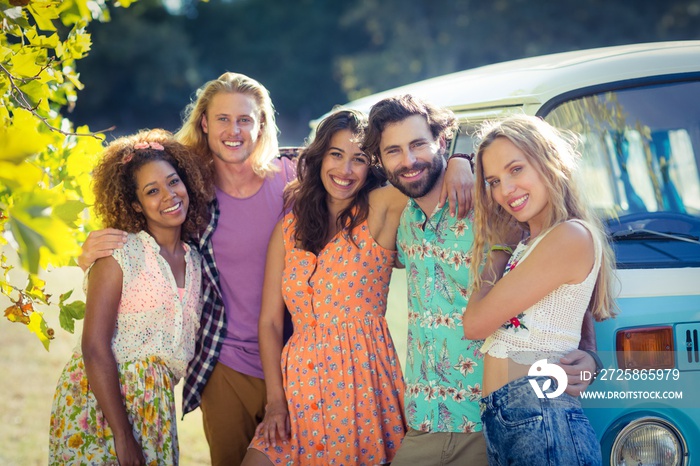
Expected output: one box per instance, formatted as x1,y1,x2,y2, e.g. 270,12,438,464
49,353,178,465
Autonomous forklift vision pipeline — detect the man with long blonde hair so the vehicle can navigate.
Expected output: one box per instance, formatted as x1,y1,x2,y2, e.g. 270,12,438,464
80,72,296,465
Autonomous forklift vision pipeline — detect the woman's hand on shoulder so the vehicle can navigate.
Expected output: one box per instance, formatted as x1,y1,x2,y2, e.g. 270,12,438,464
255,399,290,448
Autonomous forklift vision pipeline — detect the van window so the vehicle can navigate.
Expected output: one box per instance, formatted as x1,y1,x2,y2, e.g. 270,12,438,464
545,80,700,221
544,80,700,268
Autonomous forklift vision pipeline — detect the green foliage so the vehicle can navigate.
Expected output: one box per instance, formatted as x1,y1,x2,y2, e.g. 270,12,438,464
0,0,120,348
338,0,700,100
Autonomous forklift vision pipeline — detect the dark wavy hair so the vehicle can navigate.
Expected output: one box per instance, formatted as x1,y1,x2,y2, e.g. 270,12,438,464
363,94,459,161
284,109,385,254
92,129,211,241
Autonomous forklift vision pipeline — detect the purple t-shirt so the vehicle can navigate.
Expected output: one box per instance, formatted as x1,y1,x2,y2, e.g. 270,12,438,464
212,157,295,379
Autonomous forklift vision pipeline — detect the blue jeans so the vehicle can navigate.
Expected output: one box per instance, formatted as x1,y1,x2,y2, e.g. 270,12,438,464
479,376,602,466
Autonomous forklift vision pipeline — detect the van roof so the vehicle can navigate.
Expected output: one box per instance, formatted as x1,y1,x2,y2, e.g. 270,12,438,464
316,41,700,125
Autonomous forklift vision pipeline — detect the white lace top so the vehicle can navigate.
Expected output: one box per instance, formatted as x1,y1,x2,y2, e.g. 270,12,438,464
80,231,202,381
480,220,602,365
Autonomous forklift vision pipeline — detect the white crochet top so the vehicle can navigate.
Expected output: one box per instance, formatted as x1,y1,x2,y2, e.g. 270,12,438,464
480,220,601,365
80,231,202,381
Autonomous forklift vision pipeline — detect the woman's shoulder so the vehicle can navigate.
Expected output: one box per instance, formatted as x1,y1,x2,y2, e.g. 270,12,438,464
533,220,596,262
369,184,407,211
552,219,591,235
113,231,160,267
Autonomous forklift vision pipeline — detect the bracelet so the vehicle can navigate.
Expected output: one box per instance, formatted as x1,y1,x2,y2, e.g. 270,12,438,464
448,152,474,163
582,349,604,385
490,244,513,255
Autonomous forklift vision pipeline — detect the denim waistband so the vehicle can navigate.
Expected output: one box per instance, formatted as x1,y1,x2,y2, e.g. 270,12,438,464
480,375,581,412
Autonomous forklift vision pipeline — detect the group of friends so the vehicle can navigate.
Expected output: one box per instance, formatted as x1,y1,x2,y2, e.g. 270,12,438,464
48,71,616,466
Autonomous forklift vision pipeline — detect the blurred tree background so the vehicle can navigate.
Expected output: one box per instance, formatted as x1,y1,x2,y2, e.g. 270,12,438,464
71,0,700,145
3,0,700,349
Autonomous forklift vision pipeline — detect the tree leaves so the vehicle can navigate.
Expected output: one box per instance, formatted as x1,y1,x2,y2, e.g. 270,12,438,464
58,289,85,334
27,311,52,350
0,109,54,164
8,190,83,274
0,0,120,348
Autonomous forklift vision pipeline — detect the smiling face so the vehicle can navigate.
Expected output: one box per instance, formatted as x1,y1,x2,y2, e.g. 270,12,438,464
200,92,261,167
378,114,445,200
481,137,550,236
132,160,189,235
320,129,370,211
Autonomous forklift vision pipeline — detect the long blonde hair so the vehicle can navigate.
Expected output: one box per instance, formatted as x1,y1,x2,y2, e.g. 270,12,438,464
471,114,617,321
176,72,280,180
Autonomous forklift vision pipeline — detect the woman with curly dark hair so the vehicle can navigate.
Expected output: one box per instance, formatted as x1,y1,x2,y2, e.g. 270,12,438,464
242,109,410,466
49,129,209,465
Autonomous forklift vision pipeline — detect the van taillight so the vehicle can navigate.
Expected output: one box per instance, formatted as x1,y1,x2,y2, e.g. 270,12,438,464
616,327,675,369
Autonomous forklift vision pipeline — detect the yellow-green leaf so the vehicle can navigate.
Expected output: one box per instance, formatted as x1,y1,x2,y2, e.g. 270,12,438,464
25,274,49,304
28,311,52,350
8,48,44,78
53,199,87,228
25,29,59,49
8,189,82,273
0,109,54,164
19,79,51,114
0,161,44,190
0,44,12,61
27,0,62,32
59,299,85,333
71,29,92,54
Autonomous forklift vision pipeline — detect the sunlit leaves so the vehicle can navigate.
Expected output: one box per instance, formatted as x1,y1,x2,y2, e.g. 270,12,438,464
27,0,62,32
58,289,85,334
0,161,43,190
28,311,52,350
1,0,132,347
4,303,30,324
8,47,45,78
9,189,83,274
115,0,137,8
0,108,54,162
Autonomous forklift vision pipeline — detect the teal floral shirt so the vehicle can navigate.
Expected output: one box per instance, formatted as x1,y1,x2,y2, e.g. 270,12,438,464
397,200,484,433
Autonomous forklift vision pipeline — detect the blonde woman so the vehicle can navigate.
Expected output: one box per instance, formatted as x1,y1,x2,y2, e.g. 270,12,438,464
464,115,616,465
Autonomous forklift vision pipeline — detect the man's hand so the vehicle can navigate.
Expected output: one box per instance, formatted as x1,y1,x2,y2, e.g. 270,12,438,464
438,155,474,219
78,228,127,271
559,349,598,397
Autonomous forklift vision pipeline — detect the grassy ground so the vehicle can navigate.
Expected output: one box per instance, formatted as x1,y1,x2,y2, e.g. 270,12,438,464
0,245,407,465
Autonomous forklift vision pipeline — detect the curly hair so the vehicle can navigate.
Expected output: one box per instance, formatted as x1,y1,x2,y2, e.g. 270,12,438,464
470,114,617,321
92,129,212,241
363,94,459,161
176,72,280,182
284,109,385,254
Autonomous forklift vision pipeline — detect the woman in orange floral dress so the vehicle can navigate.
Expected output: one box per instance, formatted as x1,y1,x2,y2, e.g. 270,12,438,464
240,109,410,466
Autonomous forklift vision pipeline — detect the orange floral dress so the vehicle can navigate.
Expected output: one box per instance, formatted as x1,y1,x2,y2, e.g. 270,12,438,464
250,213,406,465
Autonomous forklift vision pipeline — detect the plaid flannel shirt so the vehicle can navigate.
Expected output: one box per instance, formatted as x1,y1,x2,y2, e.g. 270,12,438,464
182,198,227,416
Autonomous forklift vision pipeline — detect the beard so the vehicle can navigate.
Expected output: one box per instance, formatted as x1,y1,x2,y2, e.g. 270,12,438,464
385,155,444,199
